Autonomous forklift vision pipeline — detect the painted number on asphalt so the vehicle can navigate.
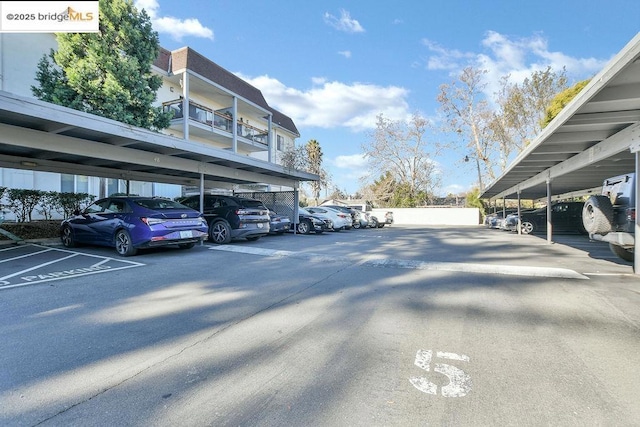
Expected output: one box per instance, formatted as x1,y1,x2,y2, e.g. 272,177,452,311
410,349,472,397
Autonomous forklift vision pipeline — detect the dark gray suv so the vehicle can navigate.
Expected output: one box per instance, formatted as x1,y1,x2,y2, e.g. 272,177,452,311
179,195,270,244
582,173,635,262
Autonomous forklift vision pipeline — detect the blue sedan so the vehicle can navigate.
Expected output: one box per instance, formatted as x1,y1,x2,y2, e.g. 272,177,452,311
60,196,208,256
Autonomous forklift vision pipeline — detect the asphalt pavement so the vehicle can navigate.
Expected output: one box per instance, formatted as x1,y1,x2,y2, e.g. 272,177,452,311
1,226,638,426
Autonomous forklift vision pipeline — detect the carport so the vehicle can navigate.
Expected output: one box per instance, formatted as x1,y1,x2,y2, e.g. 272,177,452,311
0,90,318,209
481,32,640,271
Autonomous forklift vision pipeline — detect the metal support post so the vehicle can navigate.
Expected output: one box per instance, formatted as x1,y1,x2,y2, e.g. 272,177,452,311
547,179,552,244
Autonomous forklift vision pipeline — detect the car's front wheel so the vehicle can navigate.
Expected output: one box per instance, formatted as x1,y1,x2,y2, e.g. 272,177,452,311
520,220,536,235
369,217,378,228
297,220,311,234
115,229,137,256
210,221,232,244
61,225,75,248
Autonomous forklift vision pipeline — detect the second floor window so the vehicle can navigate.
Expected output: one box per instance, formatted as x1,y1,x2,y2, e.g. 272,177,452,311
277,135,285,151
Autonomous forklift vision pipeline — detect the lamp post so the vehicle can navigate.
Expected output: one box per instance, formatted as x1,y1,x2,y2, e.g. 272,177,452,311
464,155,484,192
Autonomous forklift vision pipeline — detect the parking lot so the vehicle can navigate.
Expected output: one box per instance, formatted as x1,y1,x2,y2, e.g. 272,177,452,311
1,226,639,426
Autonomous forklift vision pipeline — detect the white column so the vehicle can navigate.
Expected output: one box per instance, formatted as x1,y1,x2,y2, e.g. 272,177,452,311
267,114,273,163
232,97,238,153
182,71,189,140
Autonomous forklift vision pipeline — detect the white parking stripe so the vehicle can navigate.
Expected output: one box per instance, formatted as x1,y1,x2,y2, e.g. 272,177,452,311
0,247,54,264
209,245,588,280
209,245,338,263
0,252,81,282
0,244,146,290
366,258,588,279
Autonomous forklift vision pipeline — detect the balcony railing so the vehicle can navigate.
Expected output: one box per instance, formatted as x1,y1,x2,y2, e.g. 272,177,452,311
163,99,268,145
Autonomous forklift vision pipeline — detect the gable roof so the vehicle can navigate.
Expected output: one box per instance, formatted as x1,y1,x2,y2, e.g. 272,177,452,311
154,47,299,136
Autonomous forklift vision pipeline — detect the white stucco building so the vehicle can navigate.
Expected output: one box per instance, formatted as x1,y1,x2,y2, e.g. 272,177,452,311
0,33,304,219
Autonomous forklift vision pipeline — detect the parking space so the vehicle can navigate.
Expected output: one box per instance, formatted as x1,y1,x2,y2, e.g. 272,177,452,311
0,243,145,290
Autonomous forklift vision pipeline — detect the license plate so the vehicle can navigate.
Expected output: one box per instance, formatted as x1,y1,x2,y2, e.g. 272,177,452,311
180,230,193,238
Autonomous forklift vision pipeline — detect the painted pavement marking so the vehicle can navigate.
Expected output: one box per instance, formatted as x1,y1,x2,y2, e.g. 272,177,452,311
0,244,145,290
209,245,588,279
410,349,473,398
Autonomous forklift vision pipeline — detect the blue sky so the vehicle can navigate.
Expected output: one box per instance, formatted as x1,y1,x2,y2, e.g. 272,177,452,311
134,0,640,196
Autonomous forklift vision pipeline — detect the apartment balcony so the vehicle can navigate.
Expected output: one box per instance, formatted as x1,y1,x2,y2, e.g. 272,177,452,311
163,99,269,153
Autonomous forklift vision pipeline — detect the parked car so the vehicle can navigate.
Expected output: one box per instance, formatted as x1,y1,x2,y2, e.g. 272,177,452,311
297,207,327,234
582,172,635,262
60,196,208,256
352,211,370,229
179,195,270,244
484,209,518,229
377,211,394,228
307,206,351,231
321,204,357,228
502,202,586,235
268,209,291,234
367,213,379,228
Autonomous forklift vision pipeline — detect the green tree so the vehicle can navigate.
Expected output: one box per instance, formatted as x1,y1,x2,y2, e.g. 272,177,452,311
491,67,569,167
31,0,172,130
540,79,590,128
305,139,329,204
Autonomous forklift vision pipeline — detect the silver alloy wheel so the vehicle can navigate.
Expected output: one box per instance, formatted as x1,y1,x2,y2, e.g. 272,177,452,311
520,221,535,234
61,225,75,247
210,221,231,244
297,220,310,234
115,229,137,256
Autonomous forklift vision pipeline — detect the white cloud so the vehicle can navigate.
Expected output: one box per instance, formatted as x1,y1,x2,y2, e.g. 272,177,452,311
134,0,214,41
238,74,411,131
324,9,365,33
422,31,609,97
334,153,367,169
338,50,352,59
332,154,370,182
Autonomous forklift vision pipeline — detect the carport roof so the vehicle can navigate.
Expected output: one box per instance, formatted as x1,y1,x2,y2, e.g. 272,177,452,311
0,91,318,188
481,32,640,201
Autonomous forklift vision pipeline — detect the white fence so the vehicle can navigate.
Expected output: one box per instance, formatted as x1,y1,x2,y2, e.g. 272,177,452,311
371,207,480,226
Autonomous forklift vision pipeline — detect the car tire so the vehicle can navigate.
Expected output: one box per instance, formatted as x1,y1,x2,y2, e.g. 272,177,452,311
353,221,361,229
609,243,634,262
520,220,535,234
115,229,137,257
210,221,232,244
297,220,311,235
61,225,76,248
369,217,378,228
583,195,614,234
178,242,196,249
377,223,385,228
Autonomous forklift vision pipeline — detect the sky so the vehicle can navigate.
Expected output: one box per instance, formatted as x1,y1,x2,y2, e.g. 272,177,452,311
134,0,640,197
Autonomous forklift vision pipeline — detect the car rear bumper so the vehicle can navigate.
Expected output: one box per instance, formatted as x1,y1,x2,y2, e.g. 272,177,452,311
231,222,270,239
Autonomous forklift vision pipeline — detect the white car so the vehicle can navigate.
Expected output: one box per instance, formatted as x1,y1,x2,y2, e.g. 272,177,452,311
306,206,352,231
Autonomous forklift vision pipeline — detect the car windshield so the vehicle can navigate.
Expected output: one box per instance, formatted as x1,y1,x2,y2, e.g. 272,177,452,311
134,199,189,210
